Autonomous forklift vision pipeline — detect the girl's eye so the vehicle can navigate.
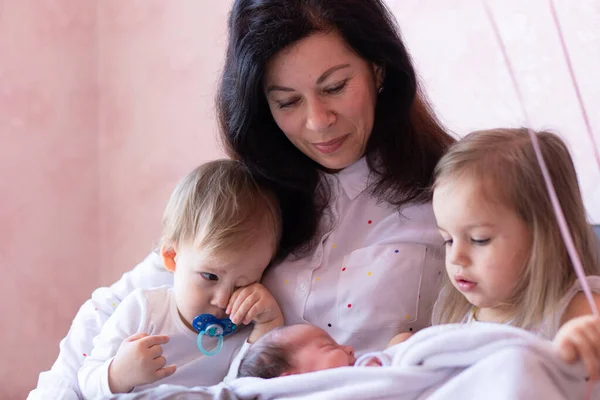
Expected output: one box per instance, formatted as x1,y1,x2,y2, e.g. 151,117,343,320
201,272,219,281
324,80,347,95
471,238,491,246
443,239,453,246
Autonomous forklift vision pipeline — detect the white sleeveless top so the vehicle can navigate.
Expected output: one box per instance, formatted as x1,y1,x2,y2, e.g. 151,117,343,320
460,276,600,339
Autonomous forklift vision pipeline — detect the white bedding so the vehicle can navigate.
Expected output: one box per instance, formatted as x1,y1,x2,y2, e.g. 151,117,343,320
108,323,598,400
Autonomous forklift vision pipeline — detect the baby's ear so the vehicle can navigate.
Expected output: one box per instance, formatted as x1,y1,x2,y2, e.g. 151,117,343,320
160,243,177,272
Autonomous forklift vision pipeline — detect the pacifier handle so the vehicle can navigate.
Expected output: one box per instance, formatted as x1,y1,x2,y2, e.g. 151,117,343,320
197,331,224,356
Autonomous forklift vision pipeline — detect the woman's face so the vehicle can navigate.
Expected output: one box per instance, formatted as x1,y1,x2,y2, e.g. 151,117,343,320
264,32,383,171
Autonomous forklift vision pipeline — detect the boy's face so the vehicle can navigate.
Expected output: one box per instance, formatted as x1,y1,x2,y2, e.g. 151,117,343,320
283,325,356,375
163,233,275,329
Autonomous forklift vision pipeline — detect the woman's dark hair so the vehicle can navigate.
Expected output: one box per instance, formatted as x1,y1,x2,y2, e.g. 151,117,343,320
217,0,455,257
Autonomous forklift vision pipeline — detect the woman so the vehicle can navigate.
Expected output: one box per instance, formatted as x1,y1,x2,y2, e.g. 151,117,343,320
30,1,454,398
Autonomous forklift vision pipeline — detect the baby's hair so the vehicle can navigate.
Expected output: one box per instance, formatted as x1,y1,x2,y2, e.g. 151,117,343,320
238,327,293,379
432,128,599,329
161,159,282,257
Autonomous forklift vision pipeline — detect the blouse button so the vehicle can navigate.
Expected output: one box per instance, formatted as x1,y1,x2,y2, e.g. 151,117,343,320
300,283,307,291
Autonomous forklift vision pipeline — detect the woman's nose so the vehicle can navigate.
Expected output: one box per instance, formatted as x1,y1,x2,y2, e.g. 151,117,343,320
305,98,336,132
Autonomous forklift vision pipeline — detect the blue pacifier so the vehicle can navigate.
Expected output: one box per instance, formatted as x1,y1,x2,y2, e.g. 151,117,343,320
192,314,237,356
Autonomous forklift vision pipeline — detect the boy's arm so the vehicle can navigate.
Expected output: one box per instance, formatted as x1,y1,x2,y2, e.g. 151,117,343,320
226,283,284,343
28,252,171,400
77,289,150,398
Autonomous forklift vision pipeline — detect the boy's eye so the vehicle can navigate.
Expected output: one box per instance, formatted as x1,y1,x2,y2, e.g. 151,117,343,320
201,272,219,281
471,238,490,245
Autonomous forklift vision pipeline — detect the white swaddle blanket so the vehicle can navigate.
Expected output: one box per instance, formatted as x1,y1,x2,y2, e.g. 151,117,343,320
109,323,597,400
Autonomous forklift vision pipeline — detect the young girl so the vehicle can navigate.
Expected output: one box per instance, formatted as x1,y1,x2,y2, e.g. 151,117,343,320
78,160,284,397
431,128,600,379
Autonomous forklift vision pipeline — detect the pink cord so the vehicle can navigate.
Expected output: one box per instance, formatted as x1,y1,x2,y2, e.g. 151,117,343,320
481,2,597,398
548,0,600,172
481,0,598,316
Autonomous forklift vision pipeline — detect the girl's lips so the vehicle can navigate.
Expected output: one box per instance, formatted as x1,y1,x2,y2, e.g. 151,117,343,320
455,276,477,292
313,135,348,154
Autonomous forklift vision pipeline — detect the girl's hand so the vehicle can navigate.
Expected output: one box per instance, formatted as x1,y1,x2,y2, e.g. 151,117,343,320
554,315,600,380
226,283,284,342
108,333,176,393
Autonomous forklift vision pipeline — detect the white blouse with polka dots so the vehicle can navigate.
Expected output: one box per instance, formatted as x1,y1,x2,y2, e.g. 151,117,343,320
262,157,445,355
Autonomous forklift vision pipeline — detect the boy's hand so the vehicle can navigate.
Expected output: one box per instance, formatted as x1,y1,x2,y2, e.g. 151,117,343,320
226,283,284,342
554,315,600,380
108,333,176,393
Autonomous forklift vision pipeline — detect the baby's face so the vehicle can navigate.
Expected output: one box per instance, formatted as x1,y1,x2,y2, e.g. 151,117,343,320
284,325,355,374
166,233,275,329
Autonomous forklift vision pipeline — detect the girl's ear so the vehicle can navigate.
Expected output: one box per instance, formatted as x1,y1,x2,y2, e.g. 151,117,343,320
160,243,177,272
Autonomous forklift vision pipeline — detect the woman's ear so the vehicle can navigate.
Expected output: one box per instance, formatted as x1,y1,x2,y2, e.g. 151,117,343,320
373,63,385,91
161,243,177,272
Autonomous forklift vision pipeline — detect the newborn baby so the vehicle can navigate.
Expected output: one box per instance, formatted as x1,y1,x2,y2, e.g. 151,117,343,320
238,324,411,378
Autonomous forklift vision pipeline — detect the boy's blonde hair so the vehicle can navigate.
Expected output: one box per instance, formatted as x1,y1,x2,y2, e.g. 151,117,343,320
432,128,599,329
162,159,282,257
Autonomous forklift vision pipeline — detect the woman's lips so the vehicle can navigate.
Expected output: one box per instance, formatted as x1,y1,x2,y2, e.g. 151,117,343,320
313,135,348,154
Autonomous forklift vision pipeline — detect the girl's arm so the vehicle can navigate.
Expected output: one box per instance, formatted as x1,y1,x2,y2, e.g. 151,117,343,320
554,292,600,380
386,332,413,348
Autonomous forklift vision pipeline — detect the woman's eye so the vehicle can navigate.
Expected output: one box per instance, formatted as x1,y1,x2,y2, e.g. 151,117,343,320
324,80,347,94
200,272,219,281
471,238,490,246
443,239,453,246
277,98,299,109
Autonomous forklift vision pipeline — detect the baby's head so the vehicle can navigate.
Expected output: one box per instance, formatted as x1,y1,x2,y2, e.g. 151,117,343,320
432,128,599,328
238,324,355,378
159,160,282,325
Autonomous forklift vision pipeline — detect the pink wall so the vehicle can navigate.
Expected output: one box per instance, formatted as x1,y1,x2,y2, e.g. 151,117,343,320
0,1,99,398
388,0,600,221
1,1,231,398
2,1,598,398
96,0,231,286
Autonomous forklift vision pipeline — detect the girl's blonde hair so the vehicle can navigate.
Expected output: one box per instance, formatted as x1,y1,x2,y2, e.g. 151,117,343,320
162,159,282,258
432,128,599,329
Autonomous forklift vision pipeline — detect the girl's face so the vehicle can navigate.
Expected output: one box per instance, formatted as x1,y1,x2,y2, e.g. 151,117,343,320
432,177,533,322
264,32,383,171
